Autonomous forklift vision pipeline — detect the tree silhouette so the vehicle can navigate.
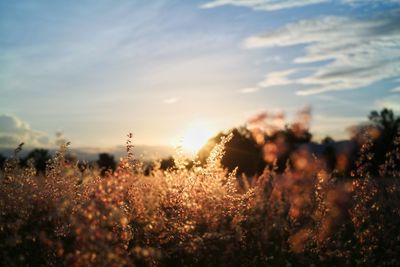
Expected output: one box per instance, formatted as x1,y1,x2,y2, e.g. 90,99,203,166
160,156,175,171
0,153,5,170
367,108,400,175
23,149,51,174
198,127,265,177
272,125,312,144
322,136,335,144
97,153,116,176
322,145,337,173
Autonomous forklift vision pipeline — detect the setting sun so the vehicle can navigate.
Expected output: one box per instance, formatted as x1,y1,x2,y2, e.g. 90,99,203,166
179,122,216,155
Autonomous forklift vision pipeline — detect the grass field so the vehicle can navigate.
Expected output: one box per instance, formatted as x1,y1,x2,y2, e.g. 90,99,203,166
1,131,399,266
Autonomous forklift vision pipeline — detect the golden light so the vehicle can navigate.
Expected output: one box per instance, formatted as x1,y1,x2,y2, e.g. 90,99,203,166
179,122,216,155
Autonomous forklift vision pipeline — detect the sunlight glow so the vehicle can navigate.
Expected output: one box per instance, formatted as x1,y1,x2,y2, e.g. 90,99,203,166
179,122,216,155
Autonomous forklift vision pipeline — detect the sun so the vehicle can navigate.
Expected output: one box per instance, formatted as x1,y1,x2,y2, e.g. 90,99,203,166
180,122,216,155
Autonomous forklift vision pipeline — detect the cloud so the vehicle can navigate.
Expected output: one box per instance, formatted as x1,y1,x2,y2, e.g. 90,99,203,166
202,0,328,11
0,114,49,148
391,86,400,92
202,0,400,11
257,69,297,88
342,0,400,5
239,87,260,93
163,97,180,104
239,73,296,93
243,12,400,95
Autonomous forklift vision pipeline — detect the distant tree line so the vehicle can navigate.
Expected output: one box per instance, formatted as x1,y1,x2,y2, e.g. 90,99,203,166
0,149,117,177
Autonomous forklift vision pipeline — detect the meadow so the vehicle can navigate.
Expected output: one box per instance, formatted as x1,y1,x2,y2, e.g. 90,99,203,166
2,1,400,266
1,111,400,267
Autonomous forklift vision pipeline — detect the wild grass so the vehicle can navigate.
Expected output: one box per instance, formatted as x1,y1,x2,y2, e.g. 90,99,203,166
0,133,400,266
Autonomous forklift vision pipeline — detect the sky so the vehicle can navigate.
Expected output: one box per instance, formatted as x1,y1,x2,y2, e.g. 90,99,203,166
1,0,400,151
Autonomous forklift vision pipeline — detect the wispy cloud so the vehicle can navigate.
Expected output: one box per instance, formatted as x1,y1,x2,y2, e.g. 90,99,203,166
163,97,180,104
243,12,400,95
239,87,259,93
238,70,296,93
0,114,49,148
343,0,400,6
391,86,400,92
257,69,297,88
202,0,400,11
202,0,328,11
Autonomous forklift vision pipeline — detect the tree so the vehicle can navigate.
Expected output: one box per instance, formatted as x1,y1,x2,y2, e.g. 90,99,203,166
160,156,175,171
198,127,265,177
367,108,400,175
0,153,5,170
97,153,116,176
322,136,335,144
23,149,51,174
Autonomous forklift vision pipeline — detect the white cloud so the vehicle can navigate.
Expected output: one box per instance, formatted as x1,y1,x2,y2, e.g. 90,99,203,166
163,97,180,104
257,69,297,88
343,0,400,5
0,114,49,147
243,12,400,95
202,0,400,11
239,87,260,93
202,0,328,11
238,70,298,93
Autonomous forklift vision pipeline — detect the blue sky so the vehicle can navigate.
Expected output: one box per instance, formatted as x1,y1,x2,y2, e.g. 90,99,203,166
1,0,399,150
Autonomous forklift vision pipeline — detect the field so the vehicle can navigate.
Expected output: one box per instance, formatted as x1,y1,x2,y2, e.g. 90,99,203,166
1,121,400,266
2,1,400,266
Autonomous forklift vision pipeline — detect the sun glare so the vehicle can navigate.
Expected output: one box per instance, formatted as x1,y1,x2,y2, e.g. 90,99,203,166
179,122,216,155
